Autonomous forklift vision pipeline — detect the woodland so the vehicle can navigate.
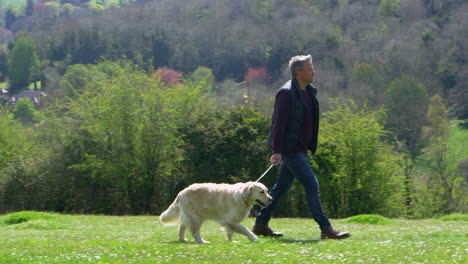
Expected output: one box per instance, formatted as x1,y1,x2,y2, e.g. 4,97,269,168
0,0,467,218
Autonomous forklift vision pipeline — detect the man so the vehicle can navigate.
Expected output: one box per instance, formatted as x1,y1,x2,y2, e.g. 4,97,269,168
252,55,350,239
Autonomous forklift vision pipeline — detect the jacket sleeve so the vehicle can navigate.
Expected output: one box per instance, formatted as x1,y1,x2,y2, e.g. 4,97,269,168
271,91,291,154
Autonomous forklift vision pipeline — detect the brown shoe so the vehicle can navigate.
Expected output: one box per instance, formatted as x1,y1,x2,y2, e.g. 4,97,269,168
321,227,350,239
252,225,284,237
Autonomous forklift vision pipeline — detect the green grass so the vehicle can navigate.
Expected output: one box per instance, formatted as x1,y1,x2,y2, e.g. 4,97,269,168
0,212,467,263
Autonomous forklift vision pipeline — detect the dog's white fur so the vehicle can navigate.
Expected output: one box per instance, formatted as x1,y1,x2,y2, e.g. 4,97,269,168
160,181,272,243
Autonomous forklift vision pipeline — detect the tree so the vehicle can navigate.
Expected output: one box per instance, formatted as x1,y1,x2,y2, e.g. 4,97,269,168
384,75,429,158
26,0,34,16
349,62,384,107
421,95,449,141
12,98,36,122
412,95,466,217
150,67,183,86
190,66,215,88
5,9,17,30
314,98,406,217
8,37,41,94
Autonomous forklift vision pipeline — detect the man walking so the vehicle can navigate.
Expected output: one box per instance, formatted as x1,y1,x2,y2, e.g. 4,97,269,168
253,55,350,239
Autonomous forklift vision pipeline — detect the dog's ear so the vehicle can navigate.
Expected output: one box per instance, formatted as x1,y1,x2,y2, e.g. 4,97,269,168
241,182,254,202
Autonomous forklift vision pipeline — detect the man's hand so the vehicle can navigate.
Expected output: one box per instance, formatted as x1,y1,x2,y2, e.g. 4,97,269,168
270,153,282,166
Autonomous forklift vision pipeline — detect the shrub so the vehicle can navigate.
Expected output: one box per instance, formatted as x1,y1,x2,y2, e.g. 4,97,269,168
344,214,391,224
1,211,55,225
437,214,468,222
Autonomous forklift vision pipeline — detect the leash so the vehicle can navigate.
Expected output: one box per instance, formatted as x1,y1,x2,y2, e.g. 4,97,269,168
256,164,274,182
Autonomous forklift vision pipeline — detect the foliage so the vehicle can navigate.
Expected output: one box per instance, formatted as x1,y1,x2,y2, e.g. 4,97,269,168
0,107,19,169
47,61,187,214
0,214,466,263
378,0,401,17
179,105,270,184
314,98,406,218
58,63,108,97
7,36,41,94
1,59,223,214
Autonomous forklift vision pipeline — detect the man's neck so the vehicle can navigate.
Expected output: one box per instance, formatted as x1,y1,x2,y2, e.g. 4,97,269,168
296,79,309,90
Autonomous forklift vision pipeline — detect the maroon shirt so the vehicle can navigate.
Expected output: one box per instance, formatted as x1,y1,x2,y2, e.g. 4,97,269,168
271,88,315,154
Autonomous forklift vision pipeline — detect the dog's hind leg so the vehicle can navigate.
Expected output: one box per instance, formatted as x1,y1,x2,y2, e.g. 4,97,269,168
226,223,258,242
224,225,234,241
179,224,188,242
188,218,209,244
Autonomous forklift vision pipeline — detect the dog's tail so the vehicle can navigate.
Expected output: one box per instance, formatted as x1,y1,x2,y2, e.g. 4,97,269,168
159,196,180,226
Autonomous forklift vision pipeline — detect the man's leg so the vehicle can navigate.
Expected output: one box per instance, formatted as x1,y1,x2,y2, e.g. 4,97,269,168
282,152,331,230
253,161,295,236
283,152,350,239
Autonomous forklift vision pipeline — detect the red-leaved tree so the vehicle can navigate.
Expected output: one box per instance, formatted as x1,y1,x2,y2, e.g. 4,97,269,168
244,67,271,84
150,67,183,85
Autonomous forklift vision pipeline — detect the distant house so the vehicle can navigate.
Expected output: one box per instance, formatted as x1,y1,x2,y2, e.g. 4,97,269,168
7,90,47,108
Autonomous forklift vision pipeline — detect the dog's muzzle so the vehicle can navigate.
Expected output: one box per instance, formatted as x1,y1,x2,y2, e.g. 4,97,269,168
256,199,271,208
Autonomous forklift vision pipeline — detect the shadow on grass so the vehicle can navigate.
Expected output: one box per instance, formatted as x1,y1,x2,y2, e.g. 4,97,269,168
160,238,320,245
273,238,320,244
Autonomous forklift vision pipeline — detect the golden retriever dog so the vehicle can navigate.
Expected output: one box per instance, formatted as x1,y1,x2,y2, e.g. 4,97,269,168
160,181,272,243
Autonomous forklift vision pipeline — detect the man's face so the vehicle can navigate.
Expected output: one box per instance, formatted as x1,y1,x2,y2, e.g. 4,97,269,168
297,61,315,84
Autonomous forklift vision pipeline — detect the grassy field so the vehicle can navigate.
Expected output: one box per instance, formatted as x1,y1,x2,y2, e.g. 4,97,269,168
0,212,466,263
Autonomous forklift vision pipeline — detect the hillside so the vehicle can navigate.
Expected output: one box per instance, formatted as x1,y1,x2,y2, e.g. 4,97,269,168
1,0,467,119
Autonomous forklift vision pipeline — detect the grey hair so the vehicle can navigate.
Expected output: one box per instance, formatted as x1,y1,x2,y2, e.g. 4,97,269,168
289,54,313,77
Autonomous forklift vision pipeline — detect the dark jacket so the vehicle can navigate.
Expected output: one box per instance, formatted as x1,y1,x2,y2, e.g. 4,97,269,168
268,78,320,154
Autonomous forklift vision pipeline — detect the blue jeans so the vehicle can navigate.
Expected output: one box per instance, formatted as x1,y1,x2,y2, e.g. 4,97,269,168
255,152,332,231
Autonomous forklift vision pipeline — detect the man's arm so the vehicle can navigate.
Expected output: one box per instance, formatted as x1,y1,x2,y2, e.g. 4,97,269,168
270,91,290,165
